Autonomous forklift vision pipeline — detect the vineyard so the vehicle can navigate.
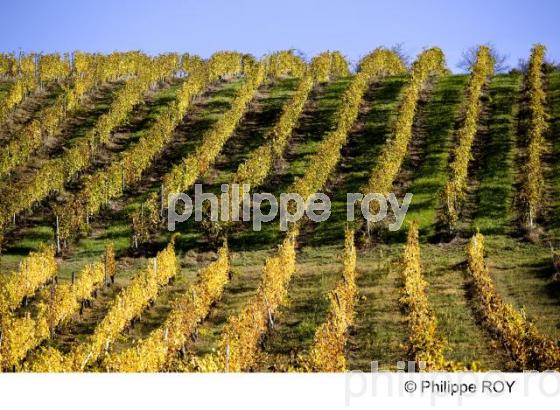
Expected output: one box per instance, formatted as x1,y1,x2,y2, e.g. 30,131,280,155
1,46,560,373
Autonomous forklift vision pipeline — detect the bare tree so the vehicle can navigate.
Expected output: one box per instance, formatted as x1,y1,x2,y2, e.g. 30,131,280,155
391,43,411,68
517,58,529,74
457,43,510,73
517,57,559,74
292,48,307,62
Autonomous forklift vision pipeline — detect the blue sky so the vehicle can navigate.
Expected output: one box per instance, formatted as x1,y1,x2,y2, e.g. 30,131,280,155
1,0,559,72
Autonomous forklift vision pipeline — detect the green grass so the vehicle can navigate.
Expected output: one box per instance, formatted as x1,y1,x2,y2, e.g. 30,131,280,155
227,77,354,251
472,73,522,235
0,79,12,96
84,79,244,258
87,77,297,258
546,71,560,237
64,78,305,352
259,246,345,370
347,244,408,371
402,75,469,236
60,80,129,148
4,72,560,372
188,248,270,356
210,77,301,179
486,235,560,340
306,75,409,246
183,78,355,358
176,77,304,251
421,240,513,370
0,80,196,275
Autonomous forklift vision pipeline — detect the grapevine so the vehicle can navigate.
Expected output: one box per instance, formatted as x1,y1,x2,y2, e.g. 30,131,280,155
190,228,297,372
264,50,306,79
190,48,406,372
162,61,266,196
361,48,446,218
38,53,71,86
53,54,248,242
26,240,177,372
0,53,179,230
308,228,356,371
398,222,464,370
466,232,560,370
309,51,350,83
520,44,548,228
0,243,114,370
0,53,17,77
104,244,230,372
440,46,495,230
0,245,57,315
295,48,407,201
233,50,355,194
0,54,38,123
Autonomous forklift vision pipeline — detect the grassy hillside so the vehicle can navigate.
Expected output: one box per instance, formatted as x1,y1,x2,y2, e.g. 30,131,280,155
1,68,560,372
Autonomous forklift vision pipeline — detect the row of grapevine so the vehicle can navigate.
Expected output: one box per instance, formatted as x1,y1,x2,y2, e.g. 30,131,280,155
162,61,266,196
131,51,349,243
122,49,335,360
207,51,244,82
52,51,154,119
264,50,307,79
142,54,333,370
37,53,71,85
308,228,356,371
111,53,318,368
0,53,154,179
263,50,307,78
0,51,148,82
233,74,314,191
398,222,462,370
109,53,334,366
51,53,153,124
361,48,446,217
130,192,161,247
55,55,250,242
0,55,37,123
0,244,115,370
190,228,298,372
133,55,305,244
0,52,72,120
0,246,57,315
0,120,42,178
120,53,349,368
86,53,180,146
309,51,350,83
80,51,151,79
440,46,495,230
0,52,73,89
466,232,560,370
104,244,230,372
293,48,407,201
520,45,548,228
190,49,406,372
180,53,205,75
0,53,180,230
0,53,17,77
233,51,351,192
26,240,178,372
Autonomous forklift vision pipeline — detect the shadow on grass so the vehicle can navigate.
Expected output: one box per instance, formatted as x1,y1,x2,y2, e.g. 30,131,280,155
303,76,409,247
226,77,354,252
472,74,521,236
